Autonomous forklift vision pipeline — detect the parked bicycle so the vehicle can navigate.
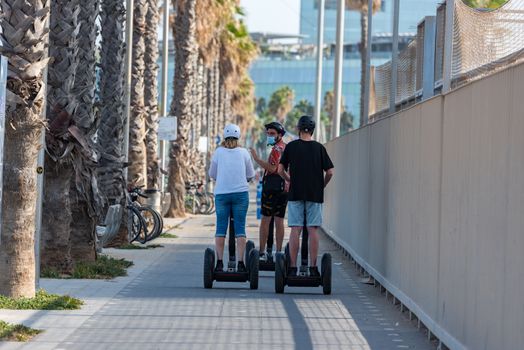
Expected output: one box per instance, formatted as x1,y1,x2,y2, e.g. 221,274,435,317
127,186,164,243
185,182,215,215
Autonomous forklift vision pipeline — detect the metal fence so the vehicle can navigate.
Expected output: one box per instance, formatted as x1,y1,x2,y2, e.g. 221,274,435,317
370,0,524,119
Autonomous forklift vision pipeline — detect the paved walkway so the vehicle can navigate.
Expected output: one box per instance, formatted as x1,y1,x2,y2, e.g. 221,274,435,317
1,202,435,350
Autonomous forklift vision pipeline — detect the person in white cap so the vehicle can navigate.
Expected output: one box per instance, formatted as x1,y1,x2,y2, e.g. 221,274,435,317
208,124,256,273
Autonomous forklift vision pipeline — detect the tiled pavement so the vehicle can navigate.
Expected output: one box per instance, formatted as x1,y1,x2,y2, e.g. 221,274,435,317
0,202,436,350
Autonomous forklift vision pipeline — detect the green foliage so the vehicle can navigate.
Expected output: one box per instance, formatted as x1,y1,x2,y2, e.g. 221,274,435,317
0,290,83,310
160,233,178,238
0,321,41,342
461,0,508,9
42,255,133,280
268,86,295,122
116,243,164,250
286,99,314,132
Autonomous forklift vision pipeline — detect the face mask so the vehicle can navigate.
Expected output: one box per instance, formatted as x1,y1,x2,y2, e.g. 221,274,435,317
267,136,276,146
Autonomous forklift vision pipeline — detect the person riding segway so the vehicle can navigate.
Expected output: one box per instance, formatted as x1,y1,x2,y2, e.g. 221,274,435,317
203,124,259,289
250,122,288,271
275,116,334,294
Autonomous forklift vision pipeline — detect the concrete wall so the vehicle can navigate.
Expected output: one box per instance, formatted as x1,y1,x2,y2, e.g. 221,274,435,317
323,62,524,350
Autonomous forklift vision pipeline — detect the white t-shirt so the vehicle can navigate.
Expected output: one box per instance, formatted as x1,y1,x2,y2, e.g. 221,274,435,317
209,147,255,195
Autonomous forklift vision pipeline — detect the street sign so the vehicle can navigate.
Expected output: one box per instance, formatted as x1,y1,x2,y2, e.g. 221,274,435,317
158,116,177,141
198,136,208,153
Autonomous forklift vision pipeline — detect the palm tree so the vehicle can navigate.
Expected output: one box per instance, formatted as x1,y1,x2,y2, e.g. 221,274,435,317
345,0,381,125
0,0,51,297
41,0,81,274
144,0,160,190
167,0,198,217
268,86,295,124
98,0,127,247
70,0,101,263
128,0,148,188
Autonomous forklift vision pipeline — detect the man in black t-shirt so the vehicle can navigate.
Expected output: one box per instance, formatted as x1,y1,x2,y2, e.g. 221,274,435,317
278,115,334,277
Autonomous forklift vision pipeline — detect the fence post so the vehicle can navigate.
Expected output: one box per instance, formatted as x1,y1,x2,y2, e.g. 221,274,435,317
333,0,345,139
362,0,374,126
389,0,400,113
422,16,436,100
314,0,325,142
442,0,455,93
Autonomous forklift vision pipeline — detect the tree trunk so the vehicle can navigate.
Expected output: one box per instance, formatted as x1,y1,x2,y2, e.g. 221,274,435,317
98,0,127,247
70,0,100,263
167,0,198,218
41,0,81,274
359,10,368,127
144,0,160,190
0,0,51,297
128,0,149,188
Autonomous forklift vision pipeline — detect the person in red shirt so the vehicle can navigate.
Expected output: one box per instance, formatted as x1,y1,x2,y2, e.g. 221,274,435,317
250,122,288,261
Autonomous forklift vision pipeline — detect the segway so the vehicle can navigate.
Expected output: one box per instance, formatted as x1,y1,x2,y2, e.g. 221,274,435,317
203,210,259,289
259,216,276,271
274,205,332,295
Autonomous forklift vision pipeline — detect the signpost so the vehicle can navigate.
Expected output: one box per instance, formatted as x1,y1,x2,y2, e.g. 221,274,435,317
0,56,7,244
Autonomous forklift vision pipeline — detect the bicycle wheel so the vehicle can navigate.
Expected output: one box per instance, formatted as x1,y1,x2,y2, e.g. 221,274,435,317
149,208,163,239
128,206,147,244
139,206,160,241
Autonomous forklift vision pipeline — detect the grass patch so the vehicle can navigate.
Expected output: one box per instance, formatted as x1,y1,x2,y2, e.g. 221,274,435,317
159,233,178,238
71,256,133,279
41,255,133,280
116,243,164,250
0,290,83,310
0,321,41,342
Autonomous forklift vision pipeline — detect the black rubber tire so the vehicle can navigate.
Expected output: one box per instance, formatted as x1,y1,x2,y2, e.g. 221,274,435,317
275,252,286,294
284,243,290,271
129,206,148,244
245,240,255,267
321,253,332,295
249,249,259,290
204,248,215,289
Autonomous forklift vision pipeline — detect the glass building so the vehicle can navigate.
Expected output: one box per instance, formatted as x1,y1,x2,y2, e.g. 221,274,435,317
249,0,441,128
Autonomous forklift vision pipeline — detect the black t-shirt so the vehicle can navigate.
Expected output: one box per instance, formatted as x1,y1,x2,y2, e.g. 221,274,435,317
279,139,334,203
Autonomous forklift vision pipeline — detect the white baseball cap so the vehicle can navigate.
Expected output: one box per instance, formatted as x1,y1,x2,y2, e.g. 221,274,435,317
223,124,241,139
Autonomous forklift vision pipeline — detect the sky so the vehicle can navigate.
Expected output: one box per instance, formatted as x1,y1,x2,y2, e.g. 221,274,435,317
240,0,300,35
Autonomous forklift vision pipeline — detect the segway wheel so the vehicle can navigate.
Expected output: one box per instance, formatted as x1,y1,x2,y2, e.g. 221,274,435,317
245,240,255,267
248,249,259,290
275,252,286,294
321,253,332,295
203,248,215,289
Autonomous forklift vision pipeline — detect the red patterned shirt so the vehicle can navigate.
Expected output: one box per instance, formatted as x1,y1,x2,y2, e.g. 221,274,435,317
265,140,289,192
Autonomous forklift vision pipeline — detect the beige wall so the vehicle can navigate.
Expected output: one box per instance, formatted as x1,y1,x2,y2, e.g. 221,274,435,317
323,62,524,350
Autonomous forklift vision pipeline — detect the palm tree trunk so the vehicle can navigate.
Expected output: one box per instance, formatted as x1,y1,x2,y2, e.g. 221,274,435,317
70,0,100,263
41,0,81,274
167,0,198,217
359,10,368,126
98,0,127,247
128,0,149,188
0,0,51,297
144,0,160,190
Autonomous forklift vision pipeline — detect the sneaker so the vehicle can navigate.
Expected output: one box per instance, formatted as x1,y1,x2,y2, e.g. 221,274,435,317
237,261,247,273
259,252,268,262
309,266,320,277
215,260,223,272
288,267,298,277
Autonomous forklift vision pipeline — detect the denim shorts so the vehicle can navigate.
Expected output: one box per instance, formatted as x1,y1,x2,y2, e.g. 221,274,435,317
287,201,323,227
215,191,249,237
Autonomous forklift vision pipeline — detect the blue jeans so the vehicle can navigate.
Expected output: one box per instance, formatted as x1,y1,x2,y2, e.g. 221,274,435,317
215,191,249,237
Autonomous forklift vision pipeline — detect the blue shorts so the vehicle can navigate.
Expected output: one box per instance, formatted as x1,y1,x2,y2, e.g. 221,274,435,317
287,201,323,227
215,191,249,237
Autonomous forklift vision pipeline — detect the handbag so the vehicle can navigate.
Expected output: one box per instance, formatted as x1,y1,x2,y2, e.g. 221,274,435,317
262,174,285,193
